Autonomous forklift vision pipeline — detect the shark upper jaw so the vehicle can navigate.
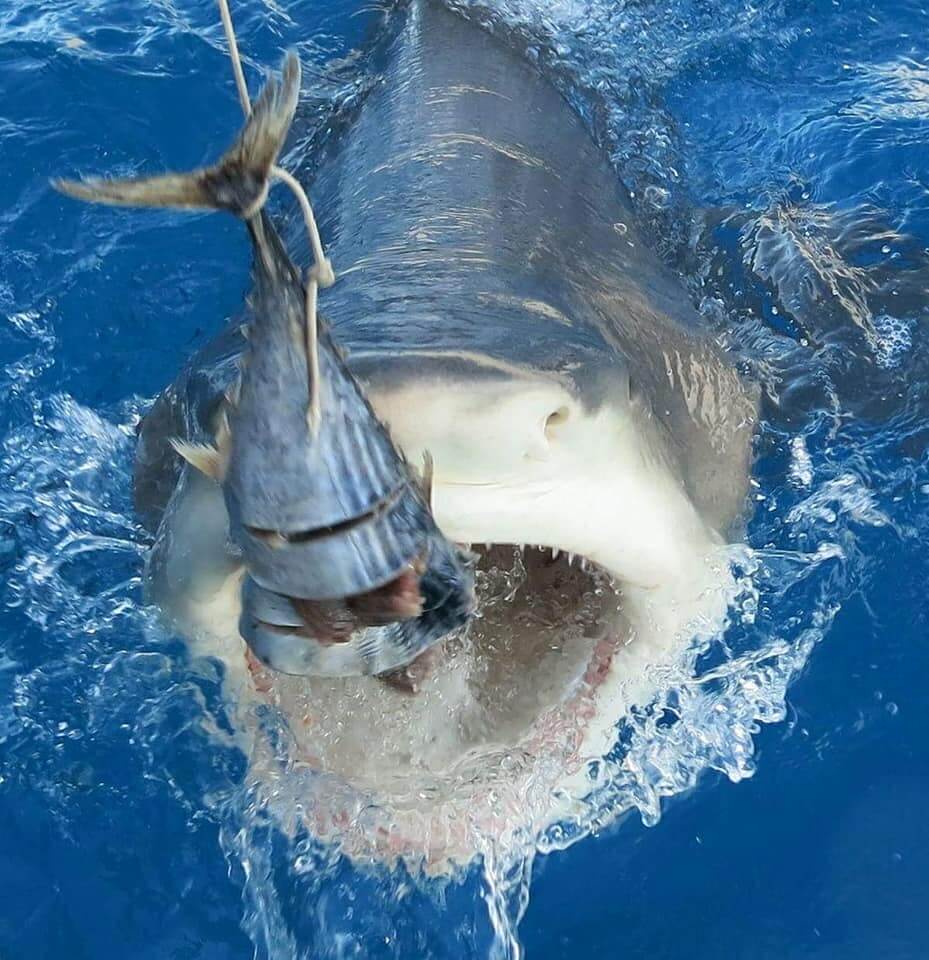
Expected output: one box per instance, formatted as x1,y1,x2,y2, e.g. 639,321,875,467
219,339,725,691
361,355,723,600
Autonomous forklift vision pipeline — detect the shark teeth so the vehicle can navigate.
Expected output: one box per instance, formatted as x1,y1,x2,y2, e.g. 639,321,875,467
472,542,609,579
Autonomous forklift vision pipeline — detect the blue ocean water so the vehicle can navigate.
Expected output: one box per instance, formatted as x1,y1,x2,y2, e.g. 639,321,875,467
2,0,929,957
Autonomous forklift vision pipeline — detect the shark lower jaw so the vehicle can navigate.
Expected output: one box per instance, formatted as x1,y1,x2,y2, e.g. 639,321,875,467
242,519,731,868
243,455,716,839
247,538,626,784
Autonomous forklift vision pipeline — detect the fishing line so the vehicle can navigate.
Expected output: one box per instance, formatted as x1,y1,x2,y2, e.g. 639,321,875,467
216,0,334,431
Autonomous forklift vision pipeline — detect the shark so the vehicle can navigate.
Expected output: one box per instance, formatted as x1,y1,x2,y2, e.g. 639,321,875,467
56,0,757,867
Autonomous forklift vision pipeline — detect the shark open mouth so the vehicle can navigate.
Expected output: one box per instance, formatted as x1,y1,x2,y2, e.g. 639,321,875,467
242,541,627,865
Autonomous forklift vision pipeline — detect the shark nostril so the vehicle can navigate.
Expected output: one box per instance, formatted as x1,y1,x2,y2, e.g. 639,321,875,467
628,376,638,403
544,405,570,442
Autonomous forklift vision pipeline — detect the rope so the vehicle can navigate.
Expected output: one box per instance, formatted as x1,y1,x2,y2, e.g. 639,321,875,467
216,0,251,116
216,0,334,431
270,165,334,287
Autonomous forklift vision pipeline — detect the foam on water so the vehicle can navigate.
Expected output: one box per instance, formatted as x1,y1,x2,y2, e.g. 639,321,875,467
872,313,915,369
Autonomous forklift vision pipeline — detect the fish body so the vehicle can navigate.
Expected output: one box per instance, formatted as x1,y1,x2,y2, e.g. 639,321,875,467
56,50,475,678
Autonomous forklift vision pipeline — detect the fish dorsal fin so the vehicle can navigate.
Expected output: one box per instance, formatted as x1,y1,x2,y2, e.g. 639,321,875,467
420,450,435,511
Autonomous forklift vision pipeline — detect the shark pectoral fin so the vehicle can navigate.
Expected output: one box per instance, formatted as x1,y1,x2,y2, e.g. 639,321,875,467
170,437,227,482
52,51,301,219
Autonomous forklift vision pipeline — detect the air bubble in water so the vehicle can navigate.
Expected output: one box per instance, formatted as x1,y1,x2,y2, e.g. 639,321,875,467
871,314,914,369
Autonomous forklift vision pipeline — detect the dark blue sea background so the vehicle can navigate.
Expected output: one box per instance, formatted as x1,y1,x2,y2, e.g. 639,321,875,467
2,0,929,957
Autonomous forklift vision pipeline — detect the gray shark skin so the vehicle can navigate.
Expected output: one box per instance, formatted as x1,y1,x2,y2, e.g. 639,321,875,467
289,0,756,540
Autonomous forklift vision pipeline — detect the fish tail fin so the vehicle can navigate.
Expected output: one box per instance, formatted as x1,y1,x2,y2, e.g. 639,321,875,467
52,52,301,219
52,171,218,210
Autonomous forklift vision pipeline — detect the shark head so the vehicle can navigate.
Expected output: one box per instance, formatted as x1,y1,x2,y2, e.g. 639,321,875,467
56,0,759,869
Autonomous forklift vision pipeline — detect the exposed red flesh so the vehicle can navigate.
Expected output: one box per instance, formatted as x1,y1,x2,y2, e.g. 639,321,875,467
286,564,424,646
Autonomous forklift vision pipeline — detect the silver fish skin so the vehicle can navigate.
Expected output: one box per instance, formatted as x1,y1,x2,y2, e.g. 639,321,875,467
54,51,475,676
